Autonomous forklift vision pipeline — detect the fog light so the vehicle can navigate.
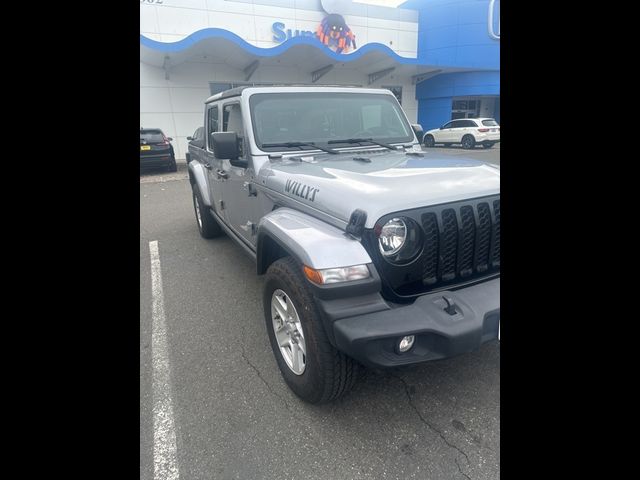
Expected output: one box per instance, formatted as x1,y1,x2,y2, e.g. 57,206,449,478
398,335,415,353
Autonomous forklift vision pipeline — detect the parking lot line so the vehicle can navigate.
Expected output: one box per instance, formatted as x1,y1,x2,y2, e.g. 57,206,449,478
149,240,180,480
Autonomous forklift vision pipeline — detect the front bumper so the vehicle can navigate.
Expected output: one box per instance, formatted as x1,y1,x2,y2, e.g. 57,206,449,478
322,278,499,368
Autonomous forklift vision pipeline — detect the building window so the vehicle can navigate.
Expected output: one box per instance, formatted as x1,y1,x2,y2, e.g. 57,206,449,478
452,97,482,119
382,86,402,105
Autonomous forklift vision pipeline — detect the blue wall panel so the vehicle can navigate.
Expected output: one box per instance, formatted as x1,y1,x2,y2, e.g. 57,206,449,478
418,98,453,132
402,0,500,69
415,71,500,131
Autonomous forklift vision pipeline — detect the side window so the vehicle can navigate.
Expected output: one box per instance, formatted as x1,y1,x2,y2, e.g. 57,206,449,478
207,106,219,149
451,120,464,128
223,103,245,157
442,121,453,129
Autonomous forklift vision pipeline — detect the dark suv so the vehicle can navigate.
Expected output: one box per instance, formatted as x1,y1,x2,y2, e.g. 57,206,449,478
186,127,205,164
140,128,177,172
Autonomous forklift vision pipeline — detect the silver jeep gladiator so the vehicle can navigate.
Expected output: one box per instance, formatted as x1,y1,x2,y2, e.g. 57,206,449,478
188,86,500,403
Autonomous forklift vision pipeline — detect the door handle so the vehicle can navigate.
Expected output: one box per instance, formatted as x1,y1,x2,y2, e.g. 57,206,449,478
203,163,212,170
216,169,229,179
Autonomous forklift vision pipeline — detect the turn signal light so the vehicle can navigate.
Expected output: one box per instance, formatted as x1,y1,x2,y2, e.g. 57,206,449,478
303,264,370,285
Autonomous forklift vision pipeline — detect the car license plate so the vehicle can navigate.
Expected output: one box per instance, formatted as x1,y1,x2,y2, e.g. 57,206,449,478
141,145,151,151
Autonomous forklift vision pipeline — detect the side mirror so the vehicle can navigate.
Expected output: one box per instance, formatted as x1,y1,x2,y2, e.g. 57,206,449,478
167,137,173,141
186,136,193,141
411,124,424,141
211,131,248,168
439,125,444,130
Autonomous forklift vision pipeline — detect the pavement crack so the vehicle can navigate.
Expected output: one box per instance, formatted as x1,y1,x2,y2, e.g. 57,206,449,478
455,457,472,480
239,347,295,413
388,372,472,479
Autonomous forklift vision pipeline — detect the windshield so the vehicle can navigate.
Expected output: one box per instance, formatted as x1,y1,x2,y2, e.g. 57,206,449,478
249,92,413,151
481,119,499,126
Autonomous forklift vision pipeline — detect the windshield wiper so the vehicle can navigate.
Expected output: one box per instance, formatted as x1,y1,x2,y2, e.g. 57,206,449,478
327,138,398,150
261,142,337,154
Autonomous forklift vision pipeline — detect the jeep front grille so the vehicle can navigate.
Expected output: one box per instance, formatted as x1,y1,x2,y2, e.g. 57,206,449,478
362,195,500,301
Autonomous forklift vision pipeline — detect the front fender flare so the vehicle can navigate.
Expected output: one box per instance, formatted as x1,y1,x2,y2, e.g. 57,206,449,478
256,208,373,274
188,161,212,207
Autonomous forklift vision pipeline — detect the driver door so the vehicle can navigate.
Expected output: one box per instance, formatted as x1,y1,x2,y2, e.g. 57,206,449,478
436,121,454,142
219,102,259,247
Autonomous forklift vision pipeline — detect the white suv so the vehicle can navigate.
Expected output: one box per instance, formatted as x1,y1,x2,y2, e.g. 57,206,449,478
422,118,500,149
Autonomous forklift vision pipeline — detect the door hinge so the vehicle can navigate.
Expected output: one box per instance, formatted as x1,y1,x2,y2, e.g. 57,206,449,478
243,181,257,197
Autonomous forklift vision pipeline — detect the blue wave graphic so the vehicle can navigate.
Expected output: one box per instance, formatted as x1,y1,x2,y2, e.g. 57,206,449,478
140,28,420,64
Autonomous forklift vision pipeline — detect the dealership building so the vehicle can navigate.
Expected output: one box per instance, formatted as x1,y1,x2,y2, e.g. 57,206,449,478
140,0,500,159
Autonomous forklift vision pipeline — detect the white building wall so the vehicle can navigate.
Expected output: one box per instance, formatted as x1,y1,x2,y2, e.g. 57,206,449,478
141,61,419,159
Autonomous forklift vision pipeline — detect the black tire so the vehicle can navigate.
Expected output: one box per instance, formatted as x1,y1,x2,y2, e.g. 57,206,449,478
167,156,177,172
185,153,191,163
192,184,223,238
483,142,494,149
462,135,476,149
264,257,359,404
423,135,435,148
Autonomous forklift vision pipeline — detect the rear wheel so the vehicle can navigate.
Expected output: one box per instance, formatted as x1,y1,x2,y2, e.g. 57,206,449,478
483,142,494,149
264,257,359,404
167,157,177,172
192,184,223,238
423,135,435,147
462,135,476,149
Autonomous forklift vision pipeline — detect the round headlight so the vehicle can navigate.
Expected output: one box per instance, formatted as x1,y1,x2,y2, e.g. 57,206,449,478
377,217,423,264
378,218,407,256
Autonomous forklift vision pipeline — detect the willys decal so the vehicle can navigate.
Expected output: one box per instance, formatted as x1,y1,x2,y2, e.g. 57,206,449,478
284,179,320,202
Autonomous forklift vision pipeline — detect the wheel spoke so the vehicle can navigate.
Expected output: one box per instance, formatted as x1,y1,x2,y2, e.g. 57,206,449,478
295,332,306,355
277,332,290,348
291,341,301,372
271,289,307,375
274,294,288,317
272,301,287,322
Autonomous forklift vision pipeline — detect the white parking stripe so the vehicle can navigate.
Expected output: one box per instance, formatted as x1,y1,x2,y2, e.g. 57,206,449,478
149,240,180,480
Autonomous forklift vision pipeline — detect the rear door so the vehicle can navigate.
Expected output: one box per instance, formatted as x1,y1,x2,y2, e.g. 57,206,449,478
460,119,478,140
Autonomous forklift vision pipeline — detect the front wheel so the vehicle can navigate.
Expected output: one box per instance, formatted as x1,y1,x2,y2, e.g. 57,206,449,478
423,135,435,147
192,184,223,238
264,257,359,404
462,135,476,149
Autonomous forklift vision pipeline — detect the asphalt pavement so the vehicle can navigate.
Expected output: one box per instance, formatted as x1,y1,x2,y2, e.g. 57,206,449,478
140,145,500,480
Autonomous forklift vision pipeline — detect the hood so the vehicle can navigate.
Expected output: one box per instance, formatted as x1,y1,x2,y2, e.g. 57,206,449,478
261,149,500,229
